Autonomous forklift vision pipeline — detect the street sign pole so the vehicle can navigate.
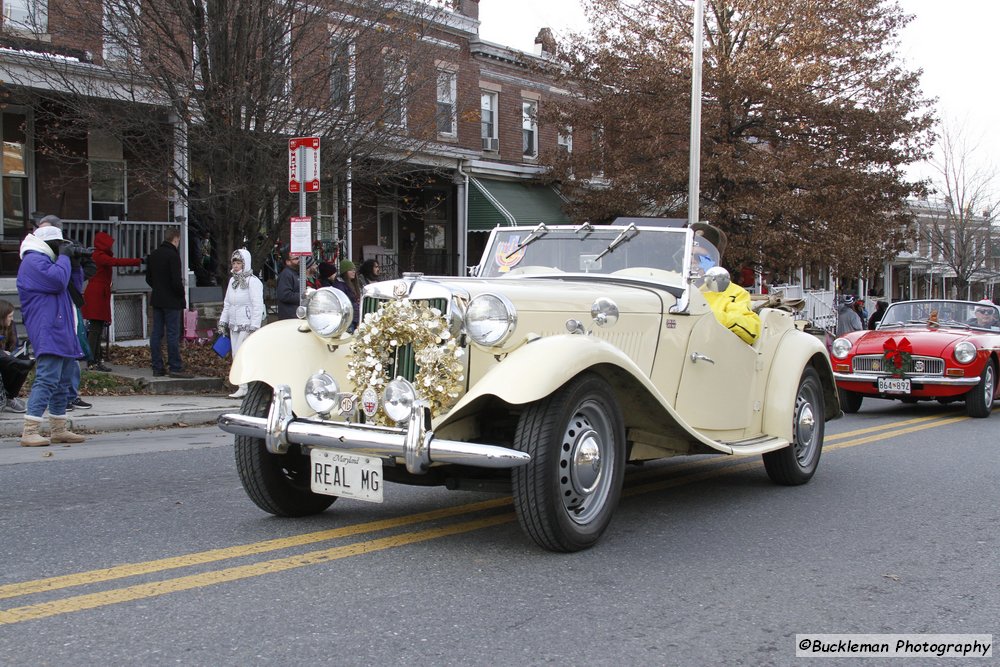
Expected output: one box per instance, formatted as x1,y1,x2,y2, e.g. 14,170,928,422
288,137,320,310
299,145,307,308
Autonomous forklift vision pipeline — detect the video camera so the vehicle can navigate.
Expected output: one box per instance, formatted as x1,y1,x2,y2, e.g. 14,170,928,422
59,241,95,259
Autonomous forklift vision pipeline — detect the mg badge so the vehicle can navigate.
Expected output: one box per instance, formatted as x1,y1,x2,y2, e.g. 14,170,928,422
338,394,357,417
361,387,379,418
914,360,925,372
873,360,881,371
393,282,408,298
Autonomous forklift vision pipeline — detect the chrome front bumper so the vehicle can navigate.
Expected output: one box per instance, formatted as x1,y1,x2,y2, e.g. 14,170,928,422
217,384,530,475
833,372,980,386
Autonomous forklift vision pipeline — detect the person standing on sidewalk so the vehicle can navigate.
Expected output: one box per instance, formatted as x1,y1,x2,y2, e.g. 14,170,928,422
332,260,361,333
217,249,265,399
15,226,87,446
82,231,143,372
34,215,94,412
275,253,301,320
0,300,33,413
145,227,193,378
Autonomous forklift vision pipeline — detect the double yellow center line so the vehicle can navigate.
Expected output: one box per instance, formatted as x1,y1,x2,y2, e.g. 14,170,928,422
0,412,967,625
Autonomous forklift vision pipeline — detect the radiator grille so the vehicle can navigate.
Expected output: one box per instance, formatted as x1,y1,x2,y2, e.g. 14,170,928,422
361,296,449,382
852,354,944,376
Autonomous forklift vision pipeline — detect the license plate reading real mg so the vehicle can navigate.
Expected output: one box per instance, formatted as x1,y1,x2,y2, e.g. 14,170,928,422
877,377,911,394
310,448,383,503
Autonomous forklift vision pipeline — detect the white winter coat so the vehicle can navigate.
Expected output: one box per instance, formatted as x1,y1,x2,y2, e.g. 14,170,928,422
219,249,266,333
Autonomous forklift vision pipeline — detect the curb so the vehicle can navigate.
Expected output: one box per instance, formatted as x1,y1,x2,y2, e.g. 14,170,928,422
0,407,231,439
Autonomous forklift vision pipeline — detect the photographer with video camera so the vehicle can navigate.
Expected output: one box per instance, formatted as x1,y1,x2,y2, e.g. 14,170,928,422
34,217,97,412
15,223,87,446
82,231,142,372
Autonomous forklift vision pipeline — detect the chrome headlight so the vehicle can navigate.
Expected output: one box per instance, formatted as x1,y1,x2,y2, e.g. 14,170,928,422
306,288,353,337
304,372,340,414
383,378,416,423
466,293,517,347
954,341,977,364
831,337,852,359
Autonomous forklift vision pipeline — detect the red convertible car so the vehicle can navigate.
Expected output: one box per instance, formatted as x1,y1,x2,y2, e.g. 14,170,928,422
832,299,1000,417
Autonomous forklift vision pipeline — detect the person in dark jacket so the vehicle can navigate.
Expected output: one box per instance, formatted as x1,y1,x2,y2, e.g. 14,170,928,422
15,226,87,446
276,254,302,320
332,260,361,332
82,231,142,371
0,299,33,413
317,262,337,288
867,300,889,330
145,227,192,378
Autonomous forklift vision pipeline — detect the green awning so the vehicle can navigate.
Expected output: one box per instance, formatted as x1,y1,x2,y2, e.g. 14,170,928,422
468,178,570,232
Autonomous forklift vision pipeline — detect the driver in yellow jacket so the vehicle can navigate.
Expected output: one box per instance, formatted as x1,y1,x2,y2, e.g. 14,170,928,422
690,222,761,345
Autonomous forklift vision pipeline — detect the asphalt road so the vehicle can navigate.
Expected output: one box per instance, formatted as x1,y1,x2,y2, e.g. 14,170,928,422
0,402,996,666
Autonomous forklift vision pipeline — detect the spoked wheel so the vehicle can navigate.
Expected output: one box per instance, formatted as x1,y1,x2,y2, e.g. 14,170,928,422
838,388,863,414
965,362,996,418
763,367,825,485
234,381,336,516
512,373,626,552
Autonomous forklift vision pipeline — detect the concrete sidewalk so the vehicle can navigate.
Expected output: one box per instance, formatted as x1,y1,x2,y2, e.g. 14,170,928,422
0,362,241,439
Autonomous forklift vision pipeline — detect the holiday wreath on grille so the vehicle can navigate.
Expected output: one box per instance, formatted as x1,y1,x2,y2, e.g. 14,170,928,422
881,336,913,378
346,298,465,426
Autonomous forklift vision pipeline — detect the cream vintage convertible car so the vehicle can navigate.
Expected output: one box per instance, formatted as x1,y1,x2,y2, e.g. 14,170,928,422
219,222,840,552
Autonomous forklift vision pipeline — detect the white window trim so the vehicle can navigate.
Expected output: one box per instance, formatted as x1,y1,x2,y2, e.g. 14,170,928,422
481,90,498,140
89,158,128,219
329,31,356,111
383,54,408,129
522,100,538,159
3,0,48,33
436,69,457,137
103,0,140,62
557,126,573,154
377,202,398,252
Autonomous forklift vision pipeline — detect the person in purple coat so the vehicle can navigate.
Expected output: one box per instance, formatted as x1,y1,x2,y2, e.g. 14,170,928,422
15,225,87,447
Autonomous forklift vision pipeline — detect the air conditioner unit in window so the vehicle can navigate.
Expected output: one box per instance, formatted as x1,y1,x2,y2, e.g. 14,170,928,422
481,137,499,152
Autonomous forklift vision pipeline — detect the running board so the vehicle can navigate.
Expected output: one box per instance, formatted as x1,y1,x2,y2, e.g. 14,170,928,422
719,435,790,455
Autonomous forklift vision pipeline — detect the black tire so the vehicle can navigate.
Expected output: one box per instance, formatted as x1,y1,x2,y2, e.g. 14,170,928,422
838,387,863,414
511,373,626,552
763,367,824,486
234,381,336,516
965,362,996,418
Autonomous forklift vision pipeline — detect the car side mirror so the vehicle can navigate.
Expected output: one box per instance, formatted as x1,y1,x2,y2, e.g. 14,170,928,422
703,266,731,293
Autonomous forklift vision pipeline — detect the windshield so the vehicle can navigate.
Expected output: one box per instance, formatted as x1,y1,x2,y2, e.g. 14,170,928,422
477,226,716,284
878,300,1000,331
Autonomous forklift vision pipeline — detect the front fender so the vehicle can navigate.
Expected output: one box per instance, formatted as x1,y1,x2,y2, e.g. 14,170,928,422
229,320,351,416
761,330,840,441
440,334,731,454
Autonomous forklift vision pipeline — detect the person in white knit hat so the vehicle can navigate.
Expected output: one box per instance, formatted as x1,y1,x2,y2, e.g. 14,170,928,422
217,249,265,399
15,224,87,446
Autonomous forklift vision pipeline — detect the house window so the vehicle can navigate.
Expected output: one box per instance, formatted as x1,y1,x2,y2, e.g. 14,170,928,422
383,56,407,128
591,125,605,177
557,126,572,155
268,21,292,98
377,205,397,252
480,91,498,151
330,35,353,109
522,100,537,158
192,0,210,78
1,113,28,239
90,159,127,221
3,0,47,32
103,0,139,63
436,69,457,136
